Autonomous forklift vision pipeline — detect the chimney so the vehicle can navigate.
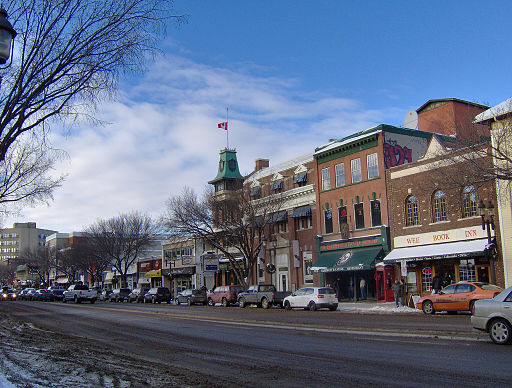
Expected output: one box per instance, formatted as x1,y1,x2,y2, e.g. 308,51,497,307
255,158,269,172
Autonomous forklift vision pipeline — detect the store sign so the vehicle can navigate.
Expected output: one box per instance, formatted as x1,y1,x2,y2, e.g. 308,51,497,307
321,236,381,251
422,267,432,275
182,256,193,265
394,226,488,248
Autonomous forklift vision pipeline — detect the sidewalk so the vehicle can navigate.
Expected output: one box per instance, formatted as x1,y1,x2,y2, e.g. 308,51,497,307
338,300,421,314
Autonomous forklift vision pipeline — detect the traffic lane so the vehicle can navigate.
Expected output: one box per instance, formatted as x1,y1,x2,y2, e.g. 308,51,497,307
1,302,509,387
91,299,475,335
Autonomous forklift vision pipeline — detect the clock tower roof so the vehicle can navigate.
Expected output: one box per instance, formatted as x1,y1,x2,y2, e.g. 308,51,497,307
208,148,244,185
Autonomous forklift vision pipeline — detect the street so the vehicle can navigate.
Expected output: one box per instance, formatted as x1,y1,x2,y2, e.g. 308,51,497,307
0,301,510,387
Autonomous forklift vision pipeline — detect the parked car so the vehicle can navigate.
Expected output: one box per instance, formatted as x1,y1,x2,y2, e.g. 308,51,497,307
144,287,172,304
175,289,207,306
50,289,65,301
109,288,132,302
207,285,245,307
20,288,36,300
1,288,18,301
99,290,113,301
283,287,338,311
34,289,53,301
471,286,512,344
128,287,149,303
237,284,291,309
416,282,503,315
63,284,97,304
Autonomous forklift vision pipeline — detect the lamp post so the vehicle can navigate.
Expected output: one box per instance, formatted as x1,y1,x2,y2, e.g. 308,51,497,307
478,200,497,284
0,8,16,67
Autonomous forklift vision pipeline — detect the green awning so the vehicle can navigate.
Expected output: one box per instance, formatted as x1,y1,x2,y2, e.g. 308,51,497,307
311,247,384,272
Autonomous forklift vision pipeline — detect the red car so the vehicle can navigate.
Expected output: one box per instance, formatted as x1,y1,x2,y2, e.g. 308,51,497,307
207,285,245,307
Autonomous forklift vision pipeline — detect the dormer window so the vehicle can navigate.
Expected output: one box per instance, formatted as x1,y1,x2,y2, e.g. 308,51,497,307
270,180,283,191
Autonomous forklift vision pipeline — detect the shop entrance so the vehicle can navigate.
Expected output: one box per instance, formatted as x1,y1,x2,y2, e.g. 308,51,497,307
435,264,456,287
326,271,376,301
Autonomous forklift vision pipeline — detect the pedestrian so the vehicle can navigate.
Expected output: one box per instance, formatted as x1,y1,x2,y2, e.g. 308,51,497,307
391,280,401,307
348,277,354,301
359,278,366,300
333,277,341,301
432,274,442,294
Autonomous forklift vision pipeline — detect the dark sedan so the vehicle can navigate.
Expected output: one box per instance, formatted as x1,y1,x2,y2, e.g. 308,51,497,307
128,287,149,303
143,287,172,304
175,289,207,306
34,289,53,301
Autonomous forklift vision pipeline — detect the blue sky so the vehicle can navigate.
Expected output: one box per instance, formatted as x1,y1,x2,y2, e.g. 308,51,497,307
3,1,510,232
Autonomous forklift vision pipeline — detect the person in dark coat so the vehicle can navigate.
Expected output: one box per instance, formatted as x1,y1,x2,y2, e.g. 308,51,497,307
432,274,442,294
391,280,402,307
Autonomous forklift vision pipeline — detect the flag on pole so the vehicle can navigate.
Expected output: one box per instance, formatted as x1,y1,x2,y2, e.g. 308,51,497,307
218,122,228,130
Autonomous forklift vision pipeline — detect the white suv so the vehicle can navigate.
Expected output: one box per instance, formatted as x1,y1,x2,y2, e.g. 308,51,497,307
283,287,338,311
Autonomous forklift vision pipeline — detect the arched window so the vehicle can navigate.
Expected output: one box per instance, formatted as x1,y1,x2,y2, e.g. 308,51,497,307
432,190,447,222
406,195,419,226
462,185,477,218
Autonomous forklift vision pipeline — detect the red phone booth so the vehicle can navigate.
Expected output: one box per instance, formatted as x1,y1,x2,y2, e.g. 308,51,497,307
375,263,395,302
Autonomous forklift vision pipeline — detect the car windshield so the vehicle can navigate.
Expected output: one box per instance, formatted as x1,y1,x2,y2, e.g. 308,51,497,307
477,283,503,290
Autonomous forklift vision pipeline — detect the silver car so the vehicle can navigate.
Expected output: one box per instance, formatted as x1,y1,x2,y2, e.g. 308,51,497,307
471,286,512,345
283,287,338,311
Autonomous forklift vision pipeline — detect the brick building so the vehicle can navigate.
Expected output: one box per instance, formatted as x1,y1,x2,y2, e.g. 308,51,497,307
246,153,317,292
384,136,503,303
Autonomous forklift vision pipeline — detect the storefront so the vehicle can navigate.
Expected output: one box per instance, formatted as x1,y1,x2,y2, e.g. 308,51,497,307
383,226,495,302
170,266,196,295
312,232,390,301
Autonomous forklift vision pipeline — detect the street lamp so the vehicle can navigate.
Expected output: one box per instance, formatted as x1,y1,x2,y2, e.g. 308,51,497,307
478,200,497,283
0,8,16,66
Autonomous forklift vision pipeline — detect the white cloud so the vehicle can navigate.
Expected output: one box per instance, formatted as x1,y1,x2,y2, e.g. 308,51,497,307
2,55,400,232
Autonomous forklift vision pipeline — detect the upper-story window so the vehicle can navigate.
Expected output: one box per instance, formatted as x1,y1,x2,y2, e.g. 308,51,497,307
324,209,333,234
354,203,365,229
351,158,362,183
406,195,419,226
335,163,345,187
321,167,331,191
433,190,447,222
462,185,477,218
370,200,381,226
293,172,308,187
367,153,379,179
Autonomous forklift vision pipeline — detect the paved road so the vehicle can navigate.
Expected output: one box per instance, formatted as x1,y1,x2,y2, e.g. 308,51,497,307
1,301,510,387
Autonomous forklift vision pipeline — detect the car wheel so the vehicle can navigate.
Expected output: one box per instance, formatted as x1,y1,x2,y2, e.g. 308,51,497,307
284,301,291,310
152,297,156,304
74,296,80,304
90,299,96,304
422,300,435,315
239,297,246,308
175,298,180,305
62,298,67,303
489,319,512,345
308,301,317,311
222,298,228,307
208,298,214,306
187,298,192,306
261,297,270,309
329,306,337,311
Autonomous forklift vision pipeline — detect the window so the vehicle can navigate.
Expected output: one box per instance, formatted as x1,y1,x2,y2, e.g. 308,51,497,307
354,203,365,229
296,216,312,230
462,185,477,218
351,158,362,183
335,163,345,187
324,209,333,234
422,271,432,292
406,196,419,226
459,259,476,282
367,153,379,179
321,168,331,190
370,200,381,226
338,206,347,227
278,221,288,233
433,190,447,222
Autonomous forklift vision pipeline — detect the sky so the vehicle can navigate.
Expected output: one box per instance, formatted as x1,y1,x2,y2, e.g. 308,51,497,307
3,1,511,232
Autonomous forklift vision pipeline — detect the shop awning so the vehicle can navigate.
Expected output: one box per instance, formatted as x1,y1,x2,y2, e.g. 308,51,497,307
290,206,312,218
383,239,490,263
270,180,283,190
145,269,162,278
311,247,383,272
249,187,261,197
55,277,69,284
270,211,288,223
293,173,307,184
170,267,195,275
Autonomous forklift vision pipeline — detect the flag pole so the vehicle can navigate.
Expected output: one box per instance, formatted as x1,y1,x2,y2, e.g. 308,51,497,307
226,107,229,149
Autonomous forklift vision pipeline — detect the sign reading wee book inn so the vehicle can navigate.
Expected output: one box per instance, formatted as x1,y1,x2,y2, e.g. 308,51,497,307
394,226,488,248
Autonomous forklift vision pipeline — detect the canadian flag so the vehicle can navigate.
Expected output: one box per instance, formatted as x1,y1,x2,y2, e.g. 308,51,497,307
218,122,228,130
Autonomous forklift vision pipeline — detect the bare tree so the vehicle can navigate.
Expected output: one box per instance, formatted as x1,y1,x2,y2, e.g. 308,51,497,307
161,186,284,289
0,0,185,208
87,212,154,288
0,262,16,286
0,139,64,214
17,246,50,286
73,239,111,287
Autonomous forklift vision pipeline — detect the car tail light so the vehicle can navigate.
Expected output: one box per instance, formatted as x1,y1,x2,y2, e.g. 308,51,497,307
317,294,324,298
